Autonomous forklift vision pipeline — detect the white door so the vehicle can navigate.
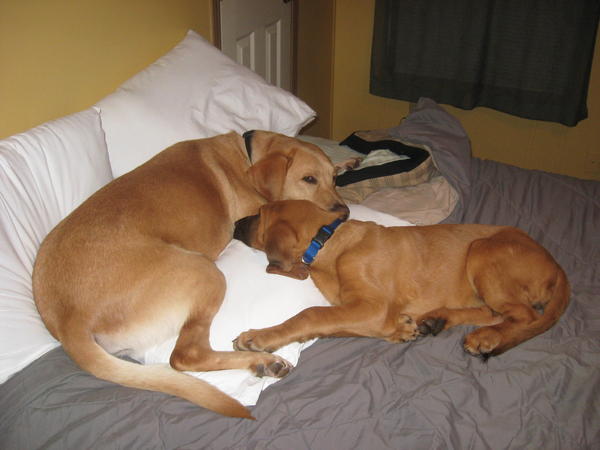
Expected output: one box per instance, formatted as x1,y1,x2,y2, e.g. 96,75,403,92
219,0,293,91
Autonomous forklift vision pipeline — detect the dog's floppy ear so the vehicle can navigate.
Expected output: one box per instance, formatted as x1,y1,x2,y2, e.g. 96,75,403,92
247,154,291,201
263,221,308,280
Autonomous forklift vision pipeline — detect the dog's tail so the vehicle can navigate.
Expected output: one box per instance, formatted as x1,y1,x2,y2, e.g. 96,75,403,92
60,327,254,420
494,266,570,356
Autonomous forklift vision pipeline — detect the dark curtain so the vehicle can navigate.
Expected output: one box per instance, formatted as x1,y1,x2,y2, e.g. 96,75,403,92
370,0,600,126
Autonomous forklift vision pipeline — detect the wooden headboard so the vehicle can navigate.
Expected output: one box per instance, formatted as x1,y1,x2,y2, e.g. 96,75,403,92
0,0,215,139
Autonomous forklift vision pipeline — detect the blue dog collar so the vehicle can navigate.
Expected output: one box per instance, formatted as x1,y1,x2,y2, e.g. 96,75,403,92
301,218,344,265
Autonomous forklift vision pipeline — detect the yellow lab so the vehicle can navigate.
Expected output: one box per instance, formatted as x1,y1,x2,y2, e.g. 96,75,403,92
233,200,569,359
33,132,348,419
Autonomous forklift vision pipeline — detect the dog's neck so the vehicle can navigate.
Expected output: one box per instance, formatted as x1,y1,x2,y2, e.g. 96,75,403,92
301,218,345,265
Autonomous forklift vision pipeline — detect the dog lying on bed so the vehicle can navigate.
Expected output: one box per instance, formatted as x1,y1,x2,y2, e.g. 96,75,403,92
32,131,347,419
233,200,569,358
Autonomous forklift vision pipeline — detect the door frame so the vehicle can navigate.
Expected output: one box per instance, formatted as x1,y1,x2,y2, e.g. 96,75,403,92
212,0,298,94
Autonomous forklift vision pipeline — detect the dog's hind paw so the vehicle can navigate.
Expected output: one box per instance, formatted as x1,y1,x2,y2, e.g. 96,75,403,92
463,327,502,359
253,358,293,378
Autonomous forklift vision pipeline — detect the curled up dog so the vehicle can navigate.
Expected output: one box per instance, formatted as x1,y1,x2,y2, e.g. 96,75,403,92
32,132,348,419
233,200,569,359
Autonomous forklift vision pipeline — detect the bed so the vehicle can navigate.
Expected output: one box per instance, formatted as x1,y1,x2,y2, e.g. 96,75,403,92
1,31,599,449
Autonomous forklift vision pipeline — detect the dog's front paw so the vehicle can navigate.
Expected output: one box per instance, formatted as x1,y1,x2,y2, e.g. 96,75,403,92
234,332,293,378
387,314,419,343
233,329,279,353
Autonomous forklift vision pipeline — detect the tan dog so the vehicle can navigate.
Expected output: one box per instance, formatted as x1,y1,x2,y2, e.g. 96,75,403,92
233,200,569,359
32,132,347,419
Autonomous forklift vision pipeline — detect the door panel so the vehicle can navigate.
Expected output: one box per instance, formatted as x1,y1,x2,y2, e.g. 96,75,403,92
219,0,292,91
236,33,255,71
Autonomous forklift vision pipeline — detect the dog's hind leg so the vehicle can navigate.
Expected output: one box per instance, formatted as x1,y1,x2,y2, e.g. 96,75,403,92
416,306,502,336
167,254,292,378
462,302,539,358
460,229,566,357
170,313,292,378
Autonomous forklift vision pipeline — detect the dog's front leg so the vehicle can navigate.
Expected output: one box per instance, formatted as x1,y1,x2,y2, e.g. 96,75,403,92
233,301,417,353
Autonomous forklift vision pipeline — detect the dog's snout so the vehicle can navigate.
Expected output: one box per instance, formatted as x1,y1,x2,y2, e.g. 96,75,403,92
234,215,258,245
330,203,350,220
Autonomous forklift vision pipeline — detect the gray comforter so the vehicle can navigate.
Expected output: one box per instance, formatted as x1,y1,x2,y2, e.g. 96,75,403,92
1,99,598,449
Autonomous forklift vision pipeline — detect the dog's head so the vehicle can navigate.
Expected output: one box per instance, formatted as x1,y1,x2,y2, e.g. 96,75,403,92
245,131,348,217
234,199,345,280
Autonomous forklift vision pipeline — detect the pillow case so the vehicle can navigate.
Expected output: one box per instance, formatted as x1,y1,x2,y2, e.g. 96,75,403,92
142,204,413,406
0,108,113,383
96,30,316,177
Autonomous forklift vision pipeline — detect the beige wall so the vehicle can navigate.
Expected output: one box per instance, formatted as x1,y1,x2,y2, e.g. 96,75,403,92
300,0,600,181
296,0,335,138
4,1,598,180
0,0,214,139
331,0,411,139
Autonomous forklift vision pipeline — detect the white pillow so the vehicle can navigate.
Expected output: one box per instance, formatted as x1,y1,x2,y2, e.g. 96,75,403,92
0,108,113,383
96,30,316,177
142,204,413,406
348,203,416,227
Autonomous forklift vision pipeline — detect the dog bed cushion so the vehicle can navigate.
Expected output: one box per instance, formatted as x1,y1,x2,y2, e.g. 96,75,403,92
334,130,436,204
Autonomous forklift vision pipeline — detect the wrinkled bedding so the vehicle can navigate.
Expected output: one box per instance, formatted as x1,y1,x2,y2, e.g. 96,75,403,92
1,99,599,449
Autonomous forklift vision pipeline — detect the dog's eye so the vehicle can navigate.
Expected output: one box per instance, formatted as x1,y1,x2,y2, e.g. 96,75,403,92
303,176,317,184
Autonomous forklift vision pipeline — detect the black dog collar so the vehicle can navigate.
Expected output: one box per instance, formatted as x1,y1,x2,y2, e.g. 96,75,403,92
243,130,255,162
302,218,344,265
